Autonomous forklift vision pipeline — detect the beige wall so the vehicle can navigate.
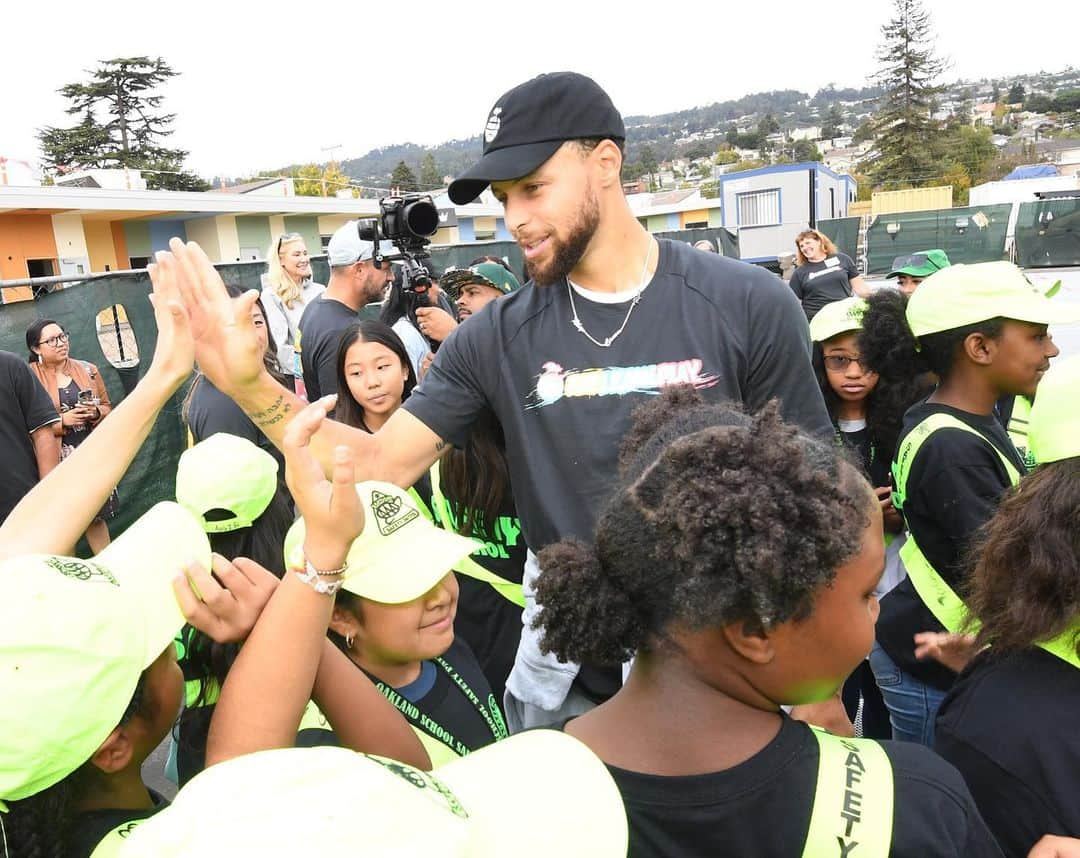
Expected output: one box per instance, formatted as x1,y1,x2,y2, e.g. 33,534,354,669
84,220,120,272
216,215,241,262
431,226,460,246
268,215,287,243
51,213,90,261
184,216,222,261
317,215,350,239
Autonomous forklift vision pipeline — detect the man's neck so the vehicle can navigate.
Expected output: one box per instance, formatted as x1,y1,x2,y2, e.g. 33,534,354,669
73,767,154,814
323,276,361,312
568,210,657,294
929,370,1000,416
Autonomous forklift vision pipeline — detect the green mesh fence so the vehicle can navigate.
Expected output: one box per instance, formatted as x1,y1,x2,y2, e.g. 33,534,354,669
1014,199,1080,268
817,217,861,259
865,204,1012,274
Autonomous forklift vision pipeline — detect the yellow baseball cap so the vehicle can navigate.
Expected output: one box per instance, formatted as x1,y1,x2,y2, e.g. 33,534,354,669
117,731,628,857
0,502,210,807
906,261,1080,339
809,297,868,343
1028,354,1080,464
176,434,279,533
283,481,479,603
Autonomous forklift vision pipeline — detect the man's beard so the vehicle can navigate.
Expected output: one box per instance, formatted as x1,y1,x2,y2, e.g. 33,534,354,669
526,187,600,287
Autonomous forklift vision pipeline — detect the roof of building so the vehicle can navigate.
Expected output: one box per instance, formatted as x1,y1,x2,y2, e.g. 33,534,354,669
209,178,288,194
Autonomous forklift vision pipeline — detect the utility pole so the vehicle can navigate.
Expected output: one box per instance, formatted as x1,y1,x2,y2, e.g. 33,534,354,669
320,144,342,197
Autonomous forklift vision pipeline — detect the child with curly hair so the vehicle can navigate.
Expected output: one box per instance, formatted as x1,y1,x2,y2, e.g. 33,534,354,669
533,388,1002,857
933,355,1080,857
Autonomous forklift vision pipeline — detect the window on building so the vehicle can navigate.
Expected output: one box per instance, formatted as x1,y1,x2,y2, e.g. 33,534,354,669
684,220,708,229
736,189,781,227
128,256,151,269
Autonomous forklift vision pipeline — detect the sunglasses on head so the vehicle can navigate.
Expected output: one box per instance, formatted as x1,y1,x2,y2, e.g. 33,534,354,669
277,233,303,252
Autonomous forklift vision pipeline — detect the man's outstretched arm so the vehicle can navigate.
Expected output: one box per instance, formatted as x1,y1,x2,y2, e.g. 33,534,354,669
166,238,443,487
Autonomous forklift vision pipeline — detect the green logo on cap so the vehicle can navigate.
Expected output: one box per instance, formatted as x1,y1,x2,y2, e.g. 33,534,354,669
364,756,469,819
45,556,118,586
371,490,419,537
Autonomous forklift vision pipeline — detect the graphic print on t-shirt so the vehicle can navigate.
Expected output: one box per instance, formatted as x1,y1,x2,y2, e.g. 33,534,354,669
526,358,720,408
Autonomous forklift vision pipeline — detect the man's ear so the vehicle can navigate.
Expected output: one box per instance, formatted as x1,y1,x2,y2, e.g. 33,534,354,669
89,726,136,775
721,618,776,665
962,331,996,366
590,140,625,190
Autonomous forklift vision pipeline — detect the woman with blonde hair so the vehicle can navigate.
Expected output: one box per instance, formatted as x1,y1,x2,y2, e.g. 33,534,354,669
261,232,325,381
789,228,868,321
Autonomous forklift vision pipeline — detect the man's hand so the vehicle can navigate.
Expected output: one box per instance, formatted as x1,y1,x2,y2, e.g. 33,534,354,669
418,351,435,380
1029,836,1080,858
174,554,279,643
165,238,264,395
415,306,458,343
282,395,365,570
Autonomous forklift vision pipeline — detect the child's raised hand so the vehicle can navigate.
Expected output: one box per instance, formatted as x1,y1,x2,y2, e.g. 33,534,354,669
174,554,279,643
913,631,979,674
282,395,364,567
146,251,195,389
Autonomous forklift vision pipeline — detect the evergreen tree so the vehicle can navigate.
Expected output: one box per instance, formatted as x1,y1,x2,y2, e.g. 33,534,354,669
1007,82,1025,104
640,145,659,188
390,160,419,193
419,152,442,190
37,57,207,190
820,104,845,140
867,0,946,188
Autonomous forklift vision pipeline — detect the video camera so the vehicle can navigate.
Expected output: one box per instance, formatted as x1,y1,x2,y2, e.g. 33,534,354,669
358,194,442,346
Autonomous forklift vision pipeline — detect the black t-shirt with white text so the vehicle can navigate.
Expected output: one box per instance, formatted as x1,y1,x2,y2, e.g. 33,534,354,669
68,790,169,857
789,252,859,319
297,296,359,401
935,647,1080,857
406,239,832,554
0,351,60,522
593,716,1002,858
877,401,1025,689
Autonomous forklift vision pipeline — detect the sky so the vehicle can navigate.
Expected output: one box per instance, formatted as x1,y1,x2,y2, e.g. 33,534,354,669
2,0,1075,179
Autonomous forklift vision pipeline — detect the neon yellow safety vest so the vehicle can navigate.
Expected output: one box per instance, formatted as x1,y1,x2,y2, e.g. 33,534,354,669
1005,395,1037,470
892,413,1022,633
801,731,894,858
428,463,525,608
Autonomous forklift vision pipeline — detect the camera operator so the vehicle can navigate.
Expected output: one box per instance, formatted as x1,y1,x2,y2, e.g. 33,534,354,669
295,222,393,401
380,262,457,380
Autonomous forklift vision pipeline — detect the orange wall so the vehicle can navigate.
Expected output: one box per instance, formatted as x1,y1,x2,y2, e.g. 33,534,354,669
0,214,59,279
111,221,129,270
84,220,120,272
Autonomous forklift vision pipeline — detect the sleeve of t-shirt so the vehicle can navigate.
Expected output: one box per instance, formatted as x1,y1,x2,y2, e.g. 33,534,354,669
744,272,832,436
841,253,859,281
392,318,429,380
788,267,806,300
15,361,60,432
402,320,490,448
314,336,338,400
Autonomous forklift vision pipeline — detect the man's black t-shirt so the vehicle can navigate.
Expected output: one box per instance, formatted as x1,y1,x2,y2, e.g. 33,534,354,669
789,252,859,320
877,401,1025,689
0,351,60,522
597,716,1002,858
297,296,359,401
935,647,1080,857
68,790,169,857
406,239,832,553
185,375,285,471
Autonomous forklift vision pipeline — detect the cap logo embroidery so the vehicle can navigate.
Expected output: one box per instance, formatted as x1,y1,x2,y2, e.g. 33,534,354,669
484,107,502,143
371,490,420,536
45,556,118,586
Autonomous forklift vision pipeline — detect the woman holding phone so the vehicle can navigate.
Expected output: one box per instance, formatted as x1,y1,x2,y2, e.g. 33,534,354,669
26,318,117,550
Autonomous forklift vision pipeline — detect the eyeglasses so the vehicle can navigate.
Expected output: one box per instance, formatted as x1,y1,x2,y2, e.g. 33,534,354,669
823,355,866,372
39,332,70,348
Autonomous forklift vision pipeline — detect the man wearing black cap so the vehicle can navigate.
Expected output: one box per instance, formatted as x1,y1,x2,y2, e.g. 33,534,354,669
173,71,831,729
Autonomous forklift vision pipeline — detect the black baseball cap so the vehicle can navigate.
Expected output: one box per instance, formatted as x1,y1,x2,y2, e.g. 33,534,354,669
448,72,626,205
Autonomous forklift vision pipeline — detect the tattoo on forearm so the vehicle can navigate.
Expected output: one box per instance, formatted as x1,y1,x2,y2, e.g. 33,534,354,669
252,395,291,428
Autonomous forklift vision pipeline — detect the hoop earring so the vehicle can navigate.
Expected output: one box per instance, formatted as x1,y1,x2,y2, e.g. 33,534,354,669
345,633,355,648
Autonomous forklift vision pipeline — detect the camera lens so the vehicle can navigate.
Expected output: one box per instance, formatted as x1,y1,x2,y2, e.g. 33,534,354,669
402,199,439,238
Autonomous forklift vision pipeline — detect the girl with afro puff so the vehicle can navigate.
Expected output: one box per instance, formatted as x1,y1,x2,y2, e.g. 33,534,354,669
533,387,1002,858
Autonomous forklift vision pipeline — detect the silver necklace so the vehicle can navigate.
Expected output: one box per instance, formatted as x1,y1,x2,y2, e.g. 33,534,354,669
567,239,654,348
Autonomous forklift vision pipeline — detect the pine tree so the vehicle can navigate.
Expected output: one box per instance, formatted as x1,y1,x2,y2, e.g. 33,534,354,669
867,0,946,188
37,57,207,190
419,153,442,190
390,160,419,193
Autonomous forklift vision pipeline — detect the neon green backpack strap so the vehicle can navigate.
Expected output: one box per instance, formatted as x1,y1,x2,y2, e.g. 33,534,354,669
1006,396,1037,469
428,464,525,608
891,413,1022,633
1036,623,1080,670
801,731,894,858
